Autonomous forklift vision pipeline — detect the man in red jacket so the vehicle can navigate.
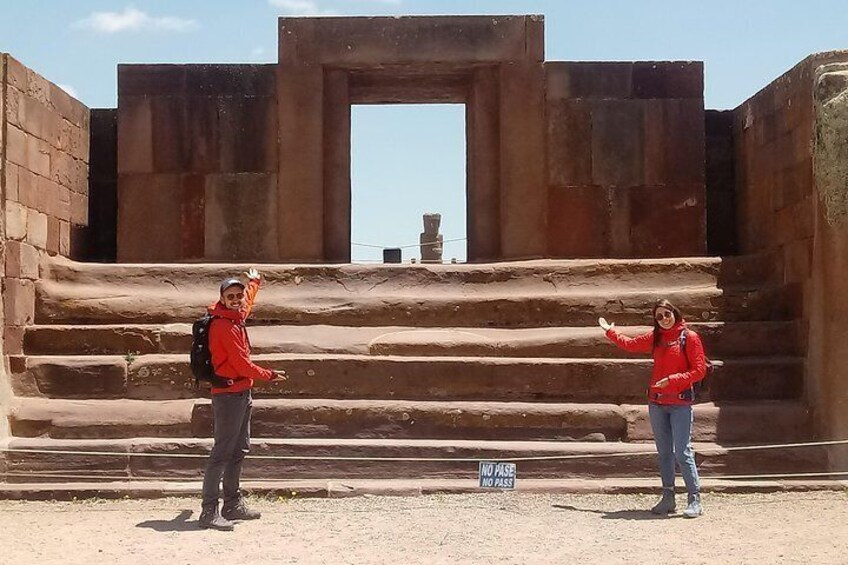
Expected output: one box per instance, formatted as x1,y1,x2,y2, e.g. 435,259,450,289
199,268,284,531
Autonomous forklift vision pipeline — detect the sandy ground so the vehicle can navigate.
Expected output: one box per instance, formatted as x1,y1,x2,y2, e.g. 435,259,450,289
1,491,846,564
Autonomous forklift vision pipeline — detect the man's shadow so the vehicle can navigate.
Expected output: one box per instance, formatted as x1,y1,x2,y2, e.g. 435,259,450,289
136,509,199,532
552,504,673,521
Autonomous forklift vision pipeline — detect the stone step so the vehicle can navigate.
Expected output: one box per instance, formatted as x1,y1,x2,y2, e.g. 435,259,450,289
14,353,803,403
1,437,829,483
37,256,796,327
8,397,812,444
22,321,800,358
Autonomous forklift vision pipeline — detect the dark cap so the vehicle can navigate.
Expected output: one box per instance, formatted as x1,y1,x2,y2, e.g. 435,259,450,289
219,278,245,295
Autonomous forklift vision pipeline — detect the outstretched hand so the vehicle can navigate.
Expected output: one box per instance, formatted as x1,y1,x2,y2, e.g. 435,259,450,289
598,317,614,332
245,268,261,282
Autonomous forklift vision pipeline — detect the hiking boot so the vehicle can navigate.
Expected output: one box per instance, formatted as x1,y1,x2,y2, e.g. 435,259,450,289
683,493,703,518
198,506,234,531
650,487,676,515
222,499,261,521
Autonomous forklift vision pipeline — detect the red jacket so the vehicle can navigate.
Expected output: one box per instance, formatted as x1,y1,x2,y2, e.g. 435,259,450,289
208,278,275,394
605,321,707,405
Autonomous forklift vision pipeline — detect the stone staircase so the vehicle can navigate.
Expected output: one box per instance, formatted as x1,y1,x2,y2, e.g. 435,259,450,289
1,255,826,487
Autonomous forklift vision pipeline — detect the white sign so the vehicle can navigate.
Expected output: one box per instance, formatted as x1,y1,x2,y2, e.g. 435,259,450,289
478,461,516,489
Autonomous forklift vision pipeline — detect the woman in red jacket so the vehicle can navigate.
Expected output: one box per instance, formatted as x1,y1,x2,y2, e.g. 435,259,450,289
599,298,707,518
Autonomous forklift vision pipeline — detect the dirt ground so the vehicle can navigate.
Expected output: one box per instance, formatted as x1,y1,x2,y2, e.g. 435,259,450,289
1,491,846,564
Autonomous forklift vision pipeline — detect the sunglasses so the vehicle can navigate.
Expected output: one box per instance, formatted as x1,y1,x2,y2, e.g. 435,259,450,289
655,310,674,321
224,292,245,300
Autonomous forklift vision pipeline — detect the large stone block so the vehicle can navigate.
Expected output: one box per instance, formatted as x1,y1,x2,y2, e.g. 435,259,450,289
218,97,277,173
644,99,705,185
4,327,25,357
150,96,189,172
5,55,28,91
184,64,276,96
547,186,609,257
3,278,35,326
591,100,644,187
179,174,205,260
26,67,51,106
47,216,61,255
117,96,153,174
5,241,40,280
20,166,39,210
546,62,633,100
6,84,25,128
547,99,593,186
624,184,706,257
6,201,29,241
279,16,543,66
6,124,27,168
117,174,183,261
632,62,703,99
70,191,89,226
204,173,279,261
118,65,187,97
5,162,20,202
26,209,49,249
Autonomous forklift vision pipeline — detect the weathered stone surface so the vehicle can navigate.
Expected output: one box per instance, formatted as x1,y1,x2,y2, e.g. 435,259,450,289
218,96,277,173
279,16,543,66
26,208,48,249
5,241,40,280
546,62,633,100
591,100,644,187
6,201,29,240
25,358,128,398
547,99,593,186
116,96,153,174
3,278,35,326
547,186,608,257
632,62,703,99
204,173,278,261
117,174,183,261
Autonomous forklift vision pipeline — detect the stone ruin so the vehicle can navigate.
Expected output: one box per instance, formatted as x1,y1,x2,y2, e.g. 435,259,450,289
0,16,847,493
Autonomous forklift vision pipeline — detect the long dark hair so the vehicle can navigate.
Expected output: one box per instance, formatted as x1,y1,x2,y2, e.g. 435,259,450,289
652,298,683,348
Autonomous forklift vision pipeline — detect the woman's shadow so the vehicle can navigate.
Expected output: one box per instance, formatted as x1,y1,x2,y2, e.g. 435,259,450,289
552,504,674,521
136,509,200,532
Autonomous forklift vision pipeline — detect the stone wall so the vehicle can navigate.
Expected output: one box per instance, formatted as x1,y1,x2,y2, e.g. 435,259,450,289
545,62,706,258
705,110,736,255
0,54,91,438
116,64,278,262
807,59,848,468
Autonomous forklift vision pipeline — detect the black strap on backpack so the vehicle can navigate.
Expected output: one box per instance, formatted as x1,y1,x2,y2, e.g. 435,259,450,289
190,314,234,389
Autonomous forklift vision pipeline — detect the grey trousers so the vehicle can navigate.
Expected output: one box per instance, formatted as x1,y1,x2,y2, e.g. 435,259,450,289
201,390,252,509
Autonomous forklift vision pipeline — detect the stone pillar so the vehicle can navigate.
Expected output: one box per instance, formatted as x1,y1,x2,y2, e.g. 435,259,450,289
420,213,444,263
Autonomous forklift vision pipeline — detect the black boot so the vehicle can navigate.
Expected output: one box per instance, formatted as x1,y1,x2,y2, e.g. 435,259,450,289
222,498,261,521
198,505,235,531
650,487,676,515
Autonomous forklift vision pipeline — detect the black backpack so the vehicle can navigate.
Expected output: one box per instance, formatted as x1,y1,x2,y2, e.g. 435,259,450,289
678,330,714,402
190,314,234,388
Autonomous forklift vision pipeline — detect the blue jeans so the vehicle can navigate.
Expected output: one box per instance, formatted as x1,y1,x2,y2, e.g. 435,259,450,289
648,402,700,495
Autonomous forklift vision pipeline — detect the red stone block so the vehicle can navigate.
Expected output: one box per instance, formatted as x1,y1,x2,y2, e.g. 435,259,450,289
783,238,812,284
6,85,25,128
187,97,220,172
117,174,183,261
591,100,645,187
3,327,26,356
69,191,89,226
47,216,61,255
643,99,705,186
5,241,39,280
626,184,706,257
546,62,633,100
59,220,70,256
632,62,703,99
26,68,51,106
547,185,609,257
5,162,20,202
118,65,187,97
5,55,28,91
117,97,153,174
6,124,27,168
279,16,536,66
204,173,278,261
180,175,205,259
3,278,35,326
218,97,277,173
151,96,189,172
547,99,592,186
185,64,276,96
26,208,49,249
6,201,29,241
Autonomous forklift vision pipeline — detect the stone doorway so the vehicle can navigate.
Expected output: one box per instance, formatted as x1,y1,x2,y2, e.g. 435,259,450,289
276,16,547,263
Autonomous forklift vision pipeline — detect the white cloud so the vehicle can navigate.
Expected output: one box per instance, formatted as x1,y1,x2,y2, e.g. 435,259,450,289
56,84,79,99
75,7,198,33
268,0,331,15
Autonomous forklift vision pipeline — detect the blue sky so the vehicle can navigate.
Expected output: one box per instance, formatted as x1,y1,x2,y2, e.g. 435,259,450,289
2,1,846,261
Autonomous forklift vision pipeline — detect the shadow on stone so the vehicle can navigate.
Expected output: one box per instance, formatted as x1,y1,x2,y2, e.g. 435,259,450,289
136,509,199,532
